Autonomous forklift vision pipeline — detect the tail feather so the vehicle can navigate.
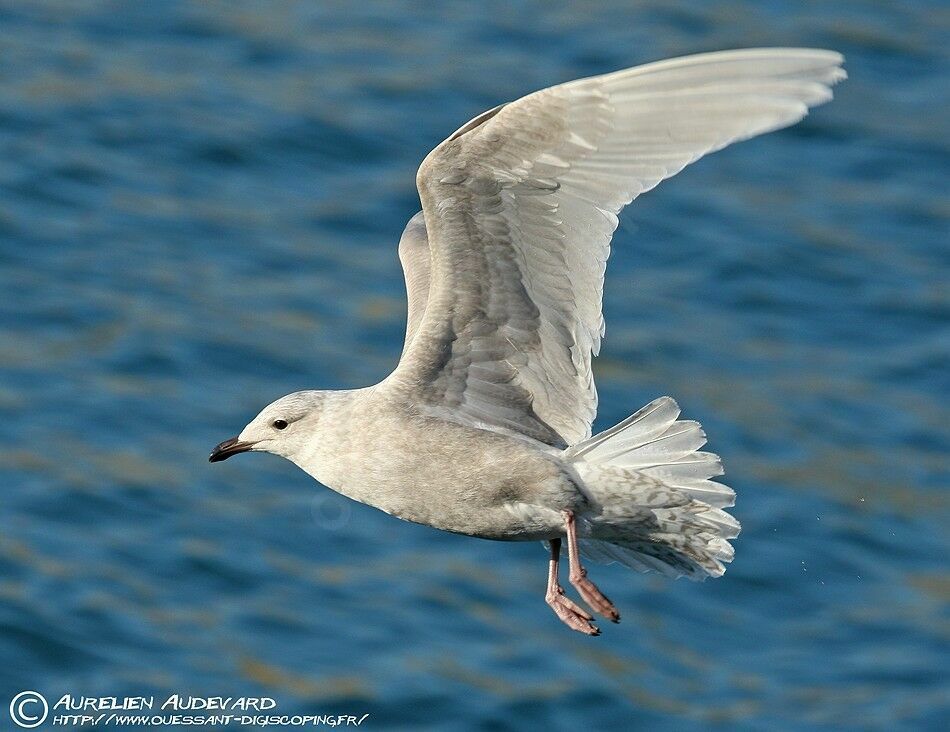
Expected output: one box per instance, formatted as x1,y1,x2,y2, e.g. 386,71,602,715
567,397,682,461
581,539,690,578
641,453,724,484
567,397,740,580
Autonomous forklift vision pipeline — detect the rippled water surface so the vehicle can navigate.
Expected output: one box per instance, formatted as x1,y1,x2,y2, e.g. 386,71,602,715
1,1,947,730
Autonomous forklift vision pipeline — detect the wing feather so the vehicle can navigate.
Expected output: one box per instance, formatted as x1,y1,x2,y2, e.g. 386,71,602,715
391,49,845,445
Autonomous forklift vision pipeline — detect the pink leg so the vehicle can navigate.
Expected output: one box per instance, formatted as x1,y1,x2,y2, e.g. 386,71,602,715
563,510,621,623
545,538,600,635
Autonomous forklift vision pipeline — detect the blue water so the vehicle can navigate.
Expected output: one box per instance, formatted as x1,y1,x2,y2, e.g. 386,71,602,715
1,2,947,730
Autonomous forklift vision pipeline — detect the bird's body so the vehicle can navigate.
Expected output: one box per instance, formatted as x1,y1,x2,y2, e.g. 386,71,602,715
280,385,581,542
211,48,845,633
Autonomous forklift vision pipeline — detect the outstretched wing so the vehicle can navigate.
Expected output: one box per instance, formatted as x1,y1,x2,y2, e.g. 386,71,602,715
391,48,845,446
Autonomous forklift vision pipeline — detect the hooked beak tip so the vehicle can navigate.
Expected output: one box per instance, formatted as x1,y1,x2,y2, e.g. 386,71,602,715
209,436,254,463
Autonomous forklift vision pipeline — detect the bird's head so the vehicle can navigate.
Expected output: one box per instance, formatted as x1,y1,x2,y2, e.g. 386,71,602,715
209,390,326,464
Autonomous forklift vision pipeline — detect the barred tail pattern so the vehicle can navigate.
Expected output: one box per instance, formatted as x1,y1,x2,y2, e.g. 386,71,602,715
565,397,740,580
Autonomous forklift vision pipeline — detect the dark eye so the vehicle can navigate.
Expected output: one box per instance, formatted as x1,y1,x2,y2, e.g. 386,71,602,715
272,419,288,430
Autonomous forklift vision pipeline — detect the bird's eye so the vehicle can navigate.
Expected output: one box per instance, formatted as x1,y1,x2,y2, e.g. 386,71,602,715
272,419,288,430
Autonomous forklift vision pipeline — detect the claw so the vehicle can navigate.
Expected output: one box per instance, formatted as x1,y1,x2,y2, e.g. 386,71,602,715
547,589,600,635
571,571,621,623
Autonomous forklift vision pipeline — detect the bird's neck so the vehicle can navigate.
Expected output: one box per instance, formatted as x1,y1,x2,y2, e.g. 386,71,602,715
289,387,379,502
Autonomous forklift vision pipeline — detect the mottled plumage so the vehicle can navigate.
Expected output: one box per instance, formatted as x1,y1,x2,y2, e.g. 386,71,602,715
211,48,844,633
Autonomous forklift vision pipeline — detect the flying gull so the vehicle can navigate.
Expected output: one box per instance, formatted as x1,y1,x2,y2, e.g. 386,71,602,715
211,48,845,634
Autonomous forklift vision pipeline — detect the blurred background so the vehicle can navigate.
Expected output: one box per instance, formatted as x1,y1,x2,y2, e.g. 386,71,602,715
1,1,947,730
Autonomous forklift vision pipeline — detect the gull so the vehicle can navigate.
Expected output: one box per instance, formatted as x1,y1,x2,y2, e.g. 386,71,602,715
210,48,844,634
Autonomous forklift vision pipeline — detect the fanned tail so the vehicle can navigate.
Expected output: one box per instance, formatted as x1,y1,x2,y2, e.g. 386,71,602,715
565,397,739,580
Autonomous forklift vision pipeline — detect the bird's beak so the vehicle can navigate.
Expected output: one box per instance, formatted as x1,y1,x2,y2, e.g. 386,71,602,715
209,436,255,463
